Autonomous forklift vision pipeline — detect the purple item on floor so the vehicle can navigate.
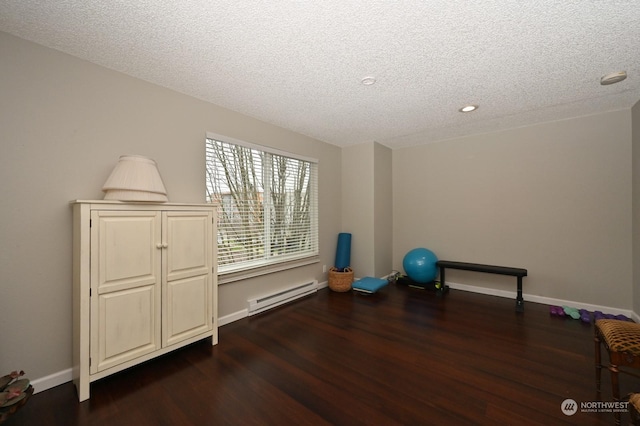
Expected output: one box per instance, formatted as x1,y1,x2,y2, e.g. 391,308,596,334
591,310,632,322
549,306,565,316
579,309,591,323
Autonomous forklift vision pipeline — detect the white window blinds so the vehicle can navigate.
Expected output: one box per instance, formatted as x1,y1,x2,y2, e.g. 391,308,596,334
205,133,319,275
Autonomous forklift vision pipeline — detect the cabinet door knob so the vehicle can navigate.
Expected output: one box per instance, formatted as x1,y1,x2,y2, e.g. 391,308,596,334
156,243,163,249
163,243,168,248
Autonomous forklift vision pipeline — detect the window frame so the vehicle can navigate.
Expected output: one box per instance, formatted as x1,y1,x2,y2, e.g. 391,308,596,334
205,132,319,284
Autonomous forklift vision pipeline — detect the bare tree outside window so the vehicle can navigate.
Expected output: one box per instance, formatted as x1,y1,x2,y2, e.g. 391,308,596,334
206,137,318,273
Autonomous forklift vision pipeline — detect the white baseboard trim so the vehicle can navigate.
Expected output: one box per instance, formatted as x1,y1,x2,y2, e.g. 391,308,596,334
31,368,72,394
31,281,639,395
218,309,248,327
447,280,637,319
31,312,250,395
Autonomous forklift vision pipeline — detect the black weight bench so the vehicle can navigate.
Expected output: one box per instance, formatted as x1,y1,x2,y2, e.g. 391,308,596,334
436,260,528,312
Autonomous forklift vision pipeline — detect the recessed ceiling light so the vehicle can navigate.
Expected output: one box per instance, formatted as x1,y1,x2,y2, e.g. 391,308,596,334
361,76,376,85
459,105,478,113
600,71,627,85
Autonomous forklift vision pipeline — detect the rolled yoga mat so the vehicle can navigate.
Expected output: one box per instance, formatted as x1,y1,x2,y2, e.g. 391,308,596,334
334,233,352,271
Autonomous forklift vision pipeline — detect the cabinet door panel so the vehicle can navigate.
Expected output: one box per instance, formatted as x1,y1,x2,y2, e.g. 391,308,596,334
93,285,160,373
164,275,212,346
163,212,211,281
93,211,161,293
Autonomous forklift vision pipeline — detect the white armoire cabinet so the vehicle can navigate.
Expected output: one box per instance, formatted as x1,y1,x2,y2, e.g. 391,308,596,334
71,201,218,401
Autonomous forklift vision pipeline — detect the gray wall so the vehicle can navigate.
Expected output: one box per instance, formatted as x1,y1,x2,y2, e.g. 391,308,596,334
341,142,392,278
373,142,392,277
633,100,640,314
0,32,342,382
393,111,633,308
341,143,374,275
2,30,639,389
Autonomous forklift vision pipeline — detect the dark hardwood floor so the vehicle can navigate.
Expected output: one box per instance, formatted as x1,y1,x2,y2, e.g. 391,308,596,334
7,284,639,425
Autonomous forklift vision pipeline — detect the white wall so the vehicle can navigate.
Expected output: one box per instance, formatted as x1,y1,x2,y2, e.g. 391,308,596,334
393,111,633,308
0,32,342,383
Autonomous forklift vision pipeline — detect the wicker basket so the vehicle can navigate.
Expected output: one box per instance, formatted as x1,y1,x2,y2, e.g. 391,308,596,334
328,267,354,292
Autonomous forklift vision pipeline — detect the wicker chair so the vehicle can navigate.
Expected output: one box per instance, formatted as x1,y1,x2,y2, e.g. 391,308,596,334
630,393,640,425
594,319,640,425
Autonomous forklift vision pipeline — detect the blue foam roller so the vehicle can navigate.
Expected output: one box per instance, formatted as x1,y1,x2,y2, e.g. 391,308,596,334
334,233,351,271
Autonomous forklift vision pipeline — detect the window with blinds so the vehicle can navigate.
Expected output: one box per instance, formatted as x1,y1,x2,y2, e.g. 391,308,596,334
205,133,319,276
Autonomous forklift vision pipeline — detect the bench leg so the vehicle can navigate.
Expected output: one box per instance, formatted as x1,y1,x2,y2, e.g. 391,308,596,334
438,267,447,294
516,276,524,312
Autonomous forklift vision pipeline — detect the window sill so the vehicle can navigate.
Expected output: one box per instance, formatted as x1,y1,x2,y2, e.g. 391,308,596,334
218,256,320,285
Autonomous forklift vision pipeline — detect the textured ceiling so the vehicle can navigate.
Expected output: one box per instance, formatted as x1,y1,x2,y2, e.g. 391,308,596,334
1,1,639,149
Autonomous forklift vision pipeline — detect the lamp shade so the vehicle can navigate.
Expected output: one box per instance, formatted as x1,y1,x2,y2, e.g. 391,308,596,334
102,155,168,202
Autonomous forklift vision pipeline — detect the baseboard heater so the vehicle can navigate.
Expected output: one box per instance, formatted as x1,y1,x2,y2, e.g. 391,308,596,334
248,280,318,315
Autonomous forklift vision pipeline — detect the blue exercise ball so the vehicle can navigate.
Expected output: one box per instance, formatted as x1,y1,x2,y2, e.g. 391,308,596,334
403,248,438,283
